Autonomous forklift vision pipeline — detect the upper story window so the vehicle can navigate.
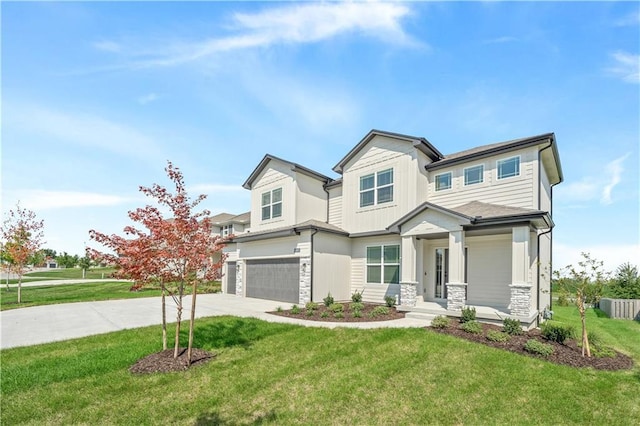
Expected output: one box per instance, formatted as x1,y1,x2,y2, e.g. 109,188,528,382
497,156,520,180
464,165,484,186
261,188,282,220
221,224,233,237
366,245,400,284
360,168,393,208
435,172,452,191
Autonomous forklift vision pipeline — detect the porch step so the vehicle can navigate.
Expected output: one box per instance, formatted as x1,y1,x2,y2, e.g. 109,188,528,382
404,312,437,321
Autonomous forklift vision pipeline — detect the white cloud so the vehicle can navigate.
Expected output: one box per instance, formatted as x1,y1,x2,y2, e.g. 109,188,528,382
607,51,640,83
482,36,518,44
14,190,132,211
601,153,629,205
96,2,418,68
614,10,640,27
554,242,640,273
137,92,160,105
93,40,122,53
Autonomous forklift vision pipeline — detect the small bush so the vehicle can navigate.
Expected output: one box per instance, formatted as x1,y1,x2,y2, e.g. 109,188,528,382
351,290,363,303
323,293,334,307
353,309,362,318
305,310,314,317
334,312,344,319
369,306,390,317
460,306,476,323
586,331,616,358
305,301,318,311
556,292,570,307
384,296,396,307
502,318,523,335
541,321,575,344
291,305,301,315
460,320,483,334
329,303,344,313
320,311,329,318
524,339,554,357
486,330,511,342
431,315,451,329
350,302,365,311
276,306,283,313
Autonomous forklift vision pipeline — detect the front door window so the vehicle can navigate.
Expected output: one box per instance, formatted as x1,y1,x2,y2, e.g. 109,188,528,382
435,248,449,299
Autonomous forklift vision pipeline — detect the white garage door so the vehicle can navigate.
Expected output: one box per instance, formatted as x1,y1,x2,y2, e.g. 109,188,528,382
245,258,299,303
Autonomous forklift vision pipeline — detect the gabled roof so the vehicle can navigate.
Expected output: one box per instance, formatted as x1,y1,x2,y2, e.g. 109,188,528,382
387,201,552,233
230,211,250,224
332,129,444,174
209,211,251,226
209,213,235,224
242,154,333,190
425,133,563,184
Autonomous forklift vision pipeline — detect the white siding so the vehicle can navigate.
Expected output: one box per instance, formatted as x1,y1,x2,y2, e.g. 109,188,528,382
350,235,402,304
428,148,537,210
540,163,551,212
313,232,351,302
539,232,552,310
466,236,511,309
238,235,311,259
250,161,295,232
295,172,328,223
327,185,343,227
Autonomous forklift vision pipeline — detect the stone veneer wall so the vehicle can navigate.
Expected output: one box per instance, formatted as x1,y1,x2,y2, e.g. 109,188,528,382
400,282,417,307
446,283,467,311
299,257,311,305
235,260,244,297
509,283,532,317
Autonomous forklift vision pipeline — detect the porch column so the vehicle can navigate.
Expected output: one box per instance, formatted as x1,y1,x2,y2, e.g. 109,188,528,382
400,235,418,307
446,230,467,311
510,226,532,317
235,260,244,297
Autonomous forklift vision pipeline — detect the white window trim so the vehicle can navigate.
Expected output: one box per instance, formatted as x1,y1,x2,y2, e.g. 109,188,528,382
221,224,233,237
359,168,394,208
496,155,521,180
366,244,401,284
463,164,484,186
261,188,283,221
434,171,453,192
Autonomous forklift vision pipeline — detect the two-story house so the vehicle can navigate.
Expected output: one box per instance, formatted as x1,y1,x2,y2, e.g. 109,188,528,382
222,130,562,328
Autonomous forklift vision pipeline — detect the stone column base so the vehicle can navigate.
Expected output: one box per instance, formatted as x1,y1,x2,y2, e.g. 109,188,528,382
446,282,467,311
400,281,418,307
299,257,311,305
235,260,244,297
509,283,532,317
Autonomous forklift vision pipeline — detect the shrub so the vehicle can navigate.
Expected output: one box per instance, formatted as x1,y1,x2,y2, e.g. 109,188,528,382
585,331,616,358
384,296,396,307
305,310,314,317
329,303,344,313
323,293,334,307
291,305,301,315
369,306,390,318
305,301,318,311
524,339,554,357
431,315,450,329
460,306,476,323
486,330,511,342
460,320,483,334
541,321,575,344
320,311,329,318
334,312,344,319
353,309,362,318
351,290,363,303
556,292,570,307
350,302,365,311
276,306,283,313
502,318,523,335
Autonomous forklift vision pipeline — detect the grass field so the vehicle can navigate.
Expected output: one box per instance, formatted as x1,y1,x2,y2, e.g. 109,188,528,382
0,281,221,311
25,267,117,280
1,307,638,425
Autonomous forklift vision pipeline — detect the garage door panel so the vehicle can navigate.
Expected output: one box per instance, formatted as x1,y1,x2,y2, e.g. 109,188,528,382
246,258,299,303
227,262,236,295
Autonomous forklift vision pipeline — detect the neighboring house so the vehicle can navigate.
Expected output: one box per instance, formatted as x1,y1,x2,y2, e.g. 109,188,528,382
210,212,251,238
222,129,562,328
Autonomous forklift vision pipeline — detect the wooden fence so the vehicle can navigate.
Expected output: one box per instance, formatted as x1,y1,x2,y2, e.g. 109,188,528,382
599,298,640,320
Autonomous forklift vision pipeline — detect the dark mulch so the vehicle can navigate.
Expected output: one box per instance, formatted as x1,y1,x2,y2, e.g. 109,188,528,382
270,302,405,322
431,321,634,370
129,348,216,374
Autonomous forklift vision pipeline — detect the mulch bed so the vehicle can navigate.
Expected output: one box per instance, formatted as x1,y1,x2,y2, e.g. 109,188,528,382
431,321,634,370
129,348,216,374
270,302,405,322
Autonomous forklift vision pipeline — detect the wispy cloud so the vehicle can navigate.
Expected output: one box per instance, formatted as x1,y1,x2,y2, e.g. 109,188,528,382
93,40,122,53
94,2,418,69
614,10,640,27
607,51,640,83
601,153,629,205
557,154,630,205
14,190,132,211
482,36,518,44
137,92,160,105
554,242,640,272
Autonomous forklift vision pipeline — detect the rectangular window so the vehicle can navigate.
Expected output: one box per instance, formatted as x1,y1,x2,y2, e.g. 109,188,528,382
497,156,520,179
261,188,282,220
221,224,233,237
366,245,400,284
435,172,452,191
464,165,484,186
359,169,393,207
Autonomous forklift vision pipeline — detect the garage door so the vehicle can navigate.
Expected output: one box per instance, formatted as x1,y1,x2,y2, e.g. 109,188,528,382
246,258,299,303
227,262,236,295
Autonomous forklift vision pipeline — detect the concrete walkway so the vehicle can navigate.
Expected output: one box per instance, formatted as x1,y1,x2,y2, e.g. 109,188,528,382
0,294,431,350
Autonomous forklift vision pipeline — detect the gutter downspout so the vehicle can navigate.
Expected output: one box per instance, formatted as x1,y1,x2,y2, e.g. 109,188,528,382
536,139,559,326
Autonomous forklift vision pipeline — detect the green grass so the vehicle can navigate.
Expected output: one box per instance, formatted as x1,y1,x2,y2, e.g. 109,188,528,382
0,281,221,311
1,315,638,425
24,267,117,280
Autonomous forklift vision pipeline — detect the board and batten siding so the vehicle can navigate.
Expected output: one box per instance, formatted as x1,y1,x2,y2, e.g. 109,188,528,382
249,161,295,232
313,232,351,302
428,148,538,210
341,135,428,234
327,185,343,228
350,234,402,304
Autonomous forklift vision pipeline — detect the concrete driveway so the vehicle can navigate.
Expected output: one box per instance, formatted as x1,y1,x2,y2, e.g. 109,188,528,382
0,294,430,350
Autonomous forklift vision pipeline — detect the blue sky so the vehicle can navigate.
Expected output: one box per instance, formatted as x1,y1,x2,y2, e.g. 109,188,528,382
2,1,638,272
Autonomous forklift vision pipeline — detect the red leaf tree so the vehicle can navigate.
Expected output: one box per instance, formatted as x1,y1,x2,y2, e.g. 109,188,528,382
89,161,227,363
1,203,45,304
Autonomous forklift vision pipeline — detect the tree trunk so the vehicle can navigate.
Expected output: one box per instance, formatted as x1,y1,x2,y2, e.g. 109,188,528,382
17,275,22,304
82,268,86,279
578,293,591,357
187,281,198,366
161,285,167,350
173,283,185,359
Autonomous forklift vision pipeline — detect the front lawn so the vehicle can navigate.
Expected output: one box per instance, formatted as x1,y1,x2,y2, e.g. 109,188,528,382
1,316,638,425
